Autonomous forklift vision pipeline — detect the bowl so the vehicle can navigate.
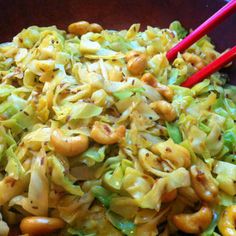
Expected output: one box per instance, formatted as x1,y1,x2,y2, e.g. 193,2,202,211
0,0,235,83
0,1,235,235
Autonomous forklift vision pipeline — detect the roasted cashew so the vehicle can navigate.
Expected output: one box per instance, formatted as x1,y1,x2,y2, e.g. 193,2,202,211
20,216,65,235
50,128,89,157
68,21,103,35
141,73,174,101
126,51,147,76
172,206,213,234
182,52,205,70
89,23,103,33
218,205,236,236
150,100,176,122
156,82,174,102
68,21,91,36
190,165,218,203
125,50,142,62
91,121,126,145
141,72,157,87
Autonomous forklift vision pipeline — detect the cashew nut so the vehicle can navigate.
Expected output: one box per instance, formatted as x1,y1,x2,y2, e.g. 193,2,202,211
90,121,126,145
68,21,104,35
218,205,236,236
50,128,89,157
141,72,157,87
125,50,142,62
156,82,174,102
172,206,213,234
161,189,177,203
68,21,91,36
20,216,65,235
141,73,174,101
126,51,147,76
90,23,103,33
190,165,218,203
150,100,176,122
183,52,205,70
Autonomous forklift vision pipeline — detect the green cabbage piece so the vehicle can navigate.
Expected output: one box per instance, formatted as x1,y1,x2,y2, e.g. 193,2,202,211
0,84,15,99
49,156,83,196
106,211,136,236
201,206,222,236
0,127,15,163
223,127,236,152
223,154,236,164
71,146,106,167
199,122,211,134
168,69,180,85
10,110,35,130
67,228,96,236
113,87,145,100
219,192,236,207
224,98,236,120
91,186,114,208
69,102,103,120
166,122,183,144
5,146,24,179
213,161,236,181
169,21,188,39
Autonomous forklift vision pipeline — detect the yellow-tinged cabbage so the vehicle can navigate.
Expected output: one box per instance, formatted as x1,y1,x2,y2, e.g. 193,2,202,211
122,167,154,199
21,127,51,150
110,197,139,219
28,59,55,76
206,123,224,156
9,149,49,216
138,168,190,210
216,174,236,196
138,148,168,177
148,53,169,77
0,174,29,206
101,158,133,192
151,139,191,169
49,155,84,196
126,24,140,40
80,33,101,54
85,48,125,60
135,207,169,236
186,125,210,158
213,161,236,181
103,166,123,191
57,193,94,224
5,146,24,179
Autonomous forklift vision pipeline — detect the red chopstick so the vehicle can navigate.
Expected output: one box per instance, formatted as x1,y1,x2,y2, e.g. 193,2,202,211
181,46,236,88
166,0,236,62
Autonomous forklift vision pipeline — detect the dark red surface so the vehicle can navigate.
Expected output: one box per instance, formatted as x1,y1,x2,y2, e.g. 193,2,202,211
0,0,235,83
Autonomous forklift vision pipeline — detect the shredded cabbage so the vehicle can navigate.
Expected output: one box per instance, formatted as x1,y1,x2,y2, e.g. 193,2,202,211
0,22,235,236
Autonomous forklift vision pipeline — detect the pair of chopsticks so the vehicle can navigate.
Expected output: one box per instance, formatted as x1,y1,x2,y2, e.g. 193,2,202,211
166,0,236,88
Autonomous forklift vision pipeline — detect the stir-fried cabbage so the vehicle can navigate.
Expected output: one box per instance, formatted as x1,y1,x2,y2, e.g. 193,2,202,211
0,22,235,236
